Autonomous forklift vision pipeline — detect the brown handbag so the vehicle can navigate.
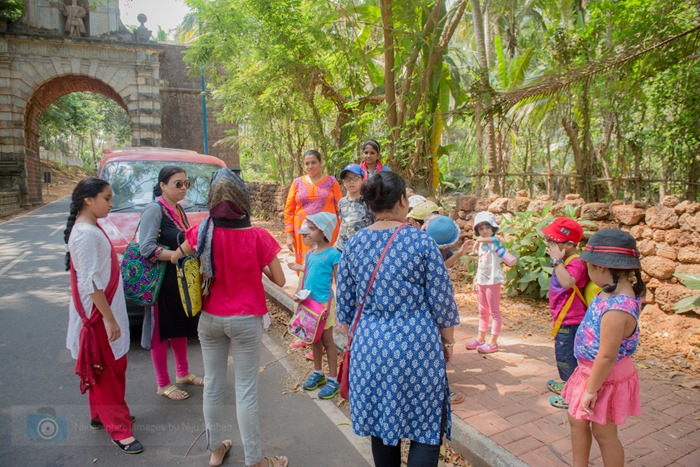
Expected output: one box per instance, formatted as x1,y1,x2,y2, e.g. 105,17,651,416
337,225,406,400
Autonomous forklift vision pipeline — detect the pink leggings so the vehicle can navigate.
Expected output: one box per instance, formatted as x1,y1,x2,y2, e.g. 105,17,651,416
151,305,190,387
477,284,502,336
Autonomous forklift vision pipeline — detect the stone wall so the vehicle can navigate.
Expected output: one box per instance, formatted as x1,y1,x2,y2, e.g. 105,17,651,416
0,192,22,217
247,182,289,221
159,45,234,168
450,192,700,313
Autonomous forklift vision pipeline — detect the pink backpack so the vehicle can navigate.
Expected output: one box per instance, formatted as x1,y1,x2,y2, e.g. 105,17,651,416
288,252,331,344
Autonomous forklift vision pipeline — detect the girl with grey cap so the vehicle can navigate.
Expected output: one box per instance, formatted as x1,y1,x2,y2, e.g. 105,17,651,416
561,229,645,467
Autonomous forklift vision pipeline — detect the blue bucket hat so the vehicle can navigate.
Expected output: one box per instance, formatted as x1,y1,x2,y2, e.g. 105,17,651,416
339,163,363,180
306,212,337,242
425,215,460,248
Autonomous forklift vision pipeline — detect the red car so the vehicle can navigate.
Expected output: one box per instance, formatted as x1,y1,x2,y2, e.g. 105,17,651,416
97,147,227,324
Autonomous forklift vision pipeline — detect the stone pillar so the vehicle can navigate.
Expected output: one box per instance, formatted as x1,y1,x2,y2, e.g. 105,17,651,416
127,49,162,147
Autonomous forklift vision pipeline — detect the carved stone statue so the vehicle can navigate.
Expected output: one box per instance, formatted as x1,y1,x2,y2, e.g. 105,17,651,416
56,0,86,37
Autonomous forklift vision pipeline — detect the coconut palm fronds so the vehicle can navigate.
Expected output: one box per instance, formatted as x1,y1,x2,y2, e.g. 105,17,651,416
488,24,700,115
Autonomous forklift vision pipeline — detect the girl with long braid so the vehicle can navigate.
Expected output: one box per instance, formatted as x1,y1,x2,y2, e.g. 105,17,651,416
561,229,645,467
64,178,143,454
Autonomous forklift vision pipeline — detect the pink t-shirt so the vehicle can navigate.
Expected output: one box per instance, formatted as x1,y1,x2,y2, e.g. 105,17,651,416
185,225,281,316
549,255,589,326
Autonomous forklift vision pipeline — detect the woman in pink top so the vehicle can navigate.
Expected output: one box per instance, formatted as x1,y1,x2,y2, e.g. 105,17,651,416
172,169,288,467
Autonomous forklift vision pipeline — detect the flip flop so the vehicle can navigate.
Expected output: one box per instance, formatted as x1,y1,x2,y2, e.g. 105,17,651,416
450,391,465,405
547,379,565,395
549,394,569,409
177,373,204,386
209,439,232,467
158,384,190,401
262,455,289,467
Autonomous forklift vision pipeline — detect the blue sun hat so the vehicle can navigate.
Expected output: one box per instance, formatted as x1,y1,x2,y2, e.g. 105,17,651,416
306,212,337,242
425,215,460,248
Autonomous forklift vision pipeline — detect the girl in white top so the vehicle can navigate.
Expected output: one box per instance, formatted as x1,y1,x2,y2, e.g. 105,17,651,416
466,211,505,354
64,177,142,454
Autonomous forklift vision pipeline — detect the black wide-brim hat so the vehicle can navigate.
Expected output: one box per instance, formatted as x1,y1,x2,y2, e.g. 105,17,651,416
580,229,641,269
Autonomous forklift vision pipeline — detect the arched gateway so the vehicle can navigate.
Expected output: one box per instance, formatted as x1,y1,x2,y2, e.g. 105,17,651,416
0,0,230,208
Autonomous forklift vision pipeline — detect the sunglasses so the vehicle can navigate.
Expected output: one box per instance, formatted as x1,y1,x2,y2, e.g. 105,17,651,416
172,180,191,189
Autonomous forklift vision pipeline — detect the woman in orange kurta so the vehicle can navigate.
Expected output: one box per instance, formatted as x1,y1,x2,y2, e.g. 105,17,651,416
284,149,342,267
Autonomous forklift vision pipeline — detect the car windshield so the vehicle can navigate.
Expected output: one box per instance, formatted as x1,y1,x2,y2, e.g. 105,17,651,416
101,160,222,211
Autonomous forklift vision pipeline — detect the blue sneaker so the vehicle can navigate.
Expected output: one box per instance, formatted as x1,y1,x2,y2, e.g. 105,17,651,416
303,372,326,391
318,379,340,399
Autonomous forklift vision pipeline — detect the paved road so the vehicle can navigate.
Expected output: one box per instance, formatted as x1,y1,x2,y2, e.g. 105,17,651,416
0,199,371,466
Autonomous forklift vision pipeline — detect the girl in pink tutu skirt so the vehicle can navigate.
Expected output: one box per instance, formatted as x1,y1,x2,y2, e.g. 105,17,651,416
561,229,645,467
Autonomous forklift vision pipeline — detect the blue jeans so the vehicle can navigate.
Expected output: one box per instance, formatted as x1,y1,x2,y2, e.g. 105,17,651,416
198,312,263,466
554,324,579,381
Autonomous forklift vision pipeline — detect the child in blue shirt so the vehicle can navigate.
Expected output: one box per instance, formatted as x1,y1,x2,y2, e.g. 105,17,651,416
295,212,342,399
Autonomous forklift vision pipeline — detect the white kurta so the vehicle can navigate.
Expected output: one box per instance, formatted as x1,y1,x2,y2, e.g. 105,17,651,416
66,223,130,360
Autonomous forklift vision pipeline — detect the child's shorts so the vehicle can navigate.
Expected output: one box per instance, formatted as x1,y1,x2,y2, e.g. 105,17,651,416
562,357,641,425
322,299,336,330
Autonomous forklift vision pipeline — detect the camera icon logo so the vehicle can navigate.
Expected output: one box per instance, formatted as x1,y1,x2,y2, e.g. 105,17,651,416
26,407,67,442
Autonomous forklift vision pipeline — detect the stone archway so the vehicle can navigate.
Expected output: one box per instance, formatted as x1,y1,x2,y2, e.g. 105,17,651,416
23,75,130,204
0,35,163,206
0,1,234,212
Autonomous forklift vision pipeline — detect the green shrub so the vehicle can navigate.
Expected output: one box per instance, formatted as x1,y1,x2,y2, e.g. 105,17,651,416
499,204,555,299
498,204,596,299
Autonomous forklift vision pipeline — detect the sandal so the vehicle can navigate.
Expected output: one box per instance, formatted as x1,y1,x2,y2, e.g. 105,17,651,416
465,339,485,350
549,395,569,409
261,455,289,467
450,391,465,405
158,384,190,401
547,379,565,395
209,439,233,466
112,437,144,454
176,373,204,386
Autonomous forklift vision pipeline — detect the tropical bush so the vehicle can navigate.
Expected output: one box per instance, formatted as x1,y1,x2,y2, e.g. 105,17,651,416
498,204,595,299
499,204,555,299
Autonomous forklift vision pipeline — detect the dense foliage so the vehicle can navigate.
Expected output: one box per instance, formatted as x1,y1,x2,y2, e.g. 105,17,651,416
39,93,131,170
183,0,698,201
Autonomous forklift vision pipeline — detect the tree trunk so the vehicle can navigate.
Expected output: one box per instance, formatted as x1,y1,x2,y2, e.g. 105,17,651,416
561,117,586,196
380,0,398,155
474,100,484,197
470,0,499,195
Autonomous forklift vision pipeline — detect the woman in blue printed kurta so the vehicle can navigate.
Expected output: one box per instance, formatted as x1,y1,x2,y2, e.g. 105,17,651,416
337,171,460,466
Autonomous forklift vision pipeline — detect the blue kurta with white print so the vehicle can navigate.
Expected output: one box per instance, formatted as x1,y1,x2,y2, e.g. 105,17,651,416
337,226,460,446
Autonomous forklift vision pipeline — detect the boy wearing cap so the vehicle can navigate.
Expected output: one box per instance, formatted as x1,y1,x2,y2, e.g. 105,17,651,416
541,217,589,409
406,200,439,229
336,164,374,252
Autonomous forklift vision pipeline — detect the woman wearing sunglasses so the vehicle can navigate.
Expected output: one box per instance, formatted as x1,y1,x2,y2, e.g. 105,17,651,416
139,166,203,401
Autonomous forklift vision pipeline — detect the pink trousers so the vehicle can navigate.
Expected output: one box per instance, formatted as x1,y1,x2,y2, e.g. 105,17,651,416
150,305,190,387
476,284,502,335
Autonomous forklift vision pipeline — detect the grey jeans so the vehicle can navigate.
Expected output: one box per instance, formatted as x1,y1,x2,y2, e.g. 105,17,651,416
198,312,263,465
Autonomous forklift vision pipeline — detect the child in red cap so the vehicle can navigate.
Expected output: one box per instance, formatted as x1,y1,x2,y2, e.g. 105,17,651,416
541,217,589,409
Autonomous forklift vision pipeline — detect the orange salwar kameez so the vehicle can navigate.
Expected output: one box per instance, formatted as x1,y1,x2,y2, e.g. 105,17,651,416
284,175,342,265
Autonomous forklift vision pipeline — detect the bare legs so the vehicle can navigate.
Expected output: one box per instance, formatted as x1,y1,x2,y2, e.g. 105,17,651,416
311,328,337,377
569,414,623,467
